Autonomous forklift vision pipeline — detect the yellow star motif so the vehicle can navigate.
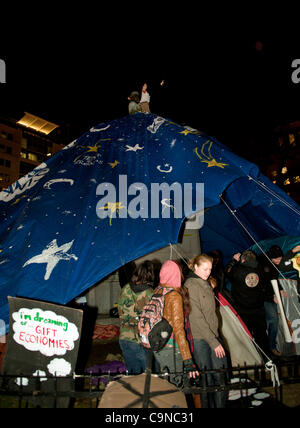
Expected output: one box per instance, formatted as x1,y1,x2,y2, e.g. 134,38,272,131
73,142,102,163
87,144,101,153
204,158,228,168
108,160,120,169
180,129,194,136
99,202,128,226
193,145,228,169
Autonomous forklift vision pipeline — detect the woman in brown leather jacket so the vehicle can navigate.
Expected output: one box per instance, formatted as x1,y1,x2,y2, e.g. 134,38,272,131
153,260,198,386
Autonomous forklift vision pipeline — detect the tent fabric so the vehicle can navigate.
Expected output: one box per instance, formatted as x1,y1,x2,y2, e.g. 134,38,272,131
217,293,263,366
200,177,300,263
0,113,300,332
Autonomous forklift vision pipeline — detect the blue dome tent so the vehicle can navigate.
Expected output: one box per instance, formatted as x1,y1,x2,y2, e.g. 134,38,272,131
0,113,299,332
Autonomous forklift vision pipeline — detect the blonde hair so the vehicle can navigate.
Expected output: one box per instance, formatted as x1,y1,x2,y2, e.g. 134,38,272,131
188,254,213,271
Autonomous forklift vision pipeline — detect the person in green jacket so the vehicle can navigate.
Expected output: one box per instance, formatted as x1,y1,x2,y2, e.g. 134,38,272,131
118,260,154,374
127,91,142,115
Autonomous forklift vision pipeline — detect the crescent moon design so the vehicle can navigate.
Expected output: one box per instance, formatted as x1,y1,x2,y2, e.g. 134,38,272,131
43,179,74,189
90,125,110,133
157,164,173,173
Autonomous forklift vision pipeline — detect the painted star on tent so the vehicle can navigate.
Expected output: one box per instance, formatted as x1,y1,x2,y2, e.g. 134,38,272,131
87,144,101,153
23,239,78,281
180,129,194,136
108,160,120,168
194,144,228,169
125,144,144,152
98,202,128,226
205,158,228,168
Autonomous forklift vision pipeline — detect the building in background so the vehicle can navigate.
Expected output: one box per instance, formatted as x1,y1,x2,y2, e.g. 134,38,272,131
0,113,65,191
264,121,300,204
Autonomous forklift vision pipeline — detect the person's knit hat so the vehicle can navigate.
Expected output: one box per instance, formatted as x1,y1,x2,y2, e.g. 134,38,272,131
159,260,181,288
267,245,283,259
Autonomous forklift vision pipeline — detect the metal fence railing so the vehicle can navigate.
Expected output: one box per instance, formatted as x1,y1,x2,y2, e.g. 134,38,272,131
0,357,299,408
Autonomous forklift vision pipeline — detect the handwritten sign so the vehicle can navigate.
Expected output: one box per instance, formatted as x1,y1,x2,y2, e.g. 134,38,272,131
2,297,83,407
12,308,79,357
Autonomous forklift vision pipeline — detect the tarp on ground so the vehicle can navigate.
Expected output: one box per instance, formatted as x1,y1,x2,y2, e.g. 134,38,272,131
0,113,300,331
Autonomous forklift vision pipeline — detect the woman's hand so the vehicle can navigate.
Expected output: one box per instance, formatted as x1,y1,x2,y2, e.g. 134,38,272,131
189,370,199,378
183,358,199,378
214,344,226,358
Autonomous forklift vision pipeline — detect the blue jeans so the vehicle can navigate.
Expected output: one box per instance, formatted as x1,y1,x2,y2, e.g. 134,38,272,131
264,301,279,351
119,339,151,374
192,338,228,408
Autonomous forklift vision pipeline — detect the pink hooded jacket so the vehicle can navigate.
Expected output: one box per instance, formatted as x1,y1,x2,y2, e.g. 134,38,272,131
156,260,192,361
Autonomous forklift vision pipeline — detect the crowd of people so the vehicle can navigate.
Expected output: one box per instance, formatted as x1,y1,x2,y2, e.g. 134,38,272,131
117,243,300,408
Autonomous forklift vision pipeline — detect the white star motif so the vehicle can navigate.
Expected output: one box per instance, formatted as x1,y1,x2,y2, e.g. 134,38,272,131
23,239,78,280
125,144,144,152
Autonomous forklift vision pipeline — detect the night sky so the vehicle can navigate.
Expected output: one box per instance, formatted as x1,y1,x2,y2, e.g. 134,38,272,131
1,12,300,158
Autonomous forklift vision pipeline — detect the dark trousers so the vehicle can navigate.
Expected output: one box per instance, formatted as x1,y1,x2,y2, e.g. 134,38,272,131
239,308,270,358
264,301,279,351
154,346,184,388
192,338,228,408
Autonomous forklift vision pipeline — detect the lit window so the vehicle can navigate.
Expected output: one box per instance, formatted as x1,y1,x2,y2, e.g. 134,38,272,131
21,137,28,149
0,173,10,183
289,134,295,144
284,178,291,186
281,167,288,174
27,153,38,162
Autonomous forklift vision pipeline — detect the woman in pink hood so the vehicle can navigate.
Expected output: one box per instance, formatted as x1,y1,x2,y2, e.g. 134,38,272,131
153,260,198,386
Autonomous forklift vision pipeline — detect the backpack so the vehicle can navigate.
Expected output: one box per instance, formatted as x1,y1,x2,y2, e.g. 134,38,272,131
138,286,174,352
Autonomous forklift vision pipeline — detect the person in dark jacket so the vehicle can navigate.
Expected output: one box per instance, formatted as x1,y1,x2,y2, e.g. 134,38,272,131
271,244,300,281
259,244,300,356
226,250,270,358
